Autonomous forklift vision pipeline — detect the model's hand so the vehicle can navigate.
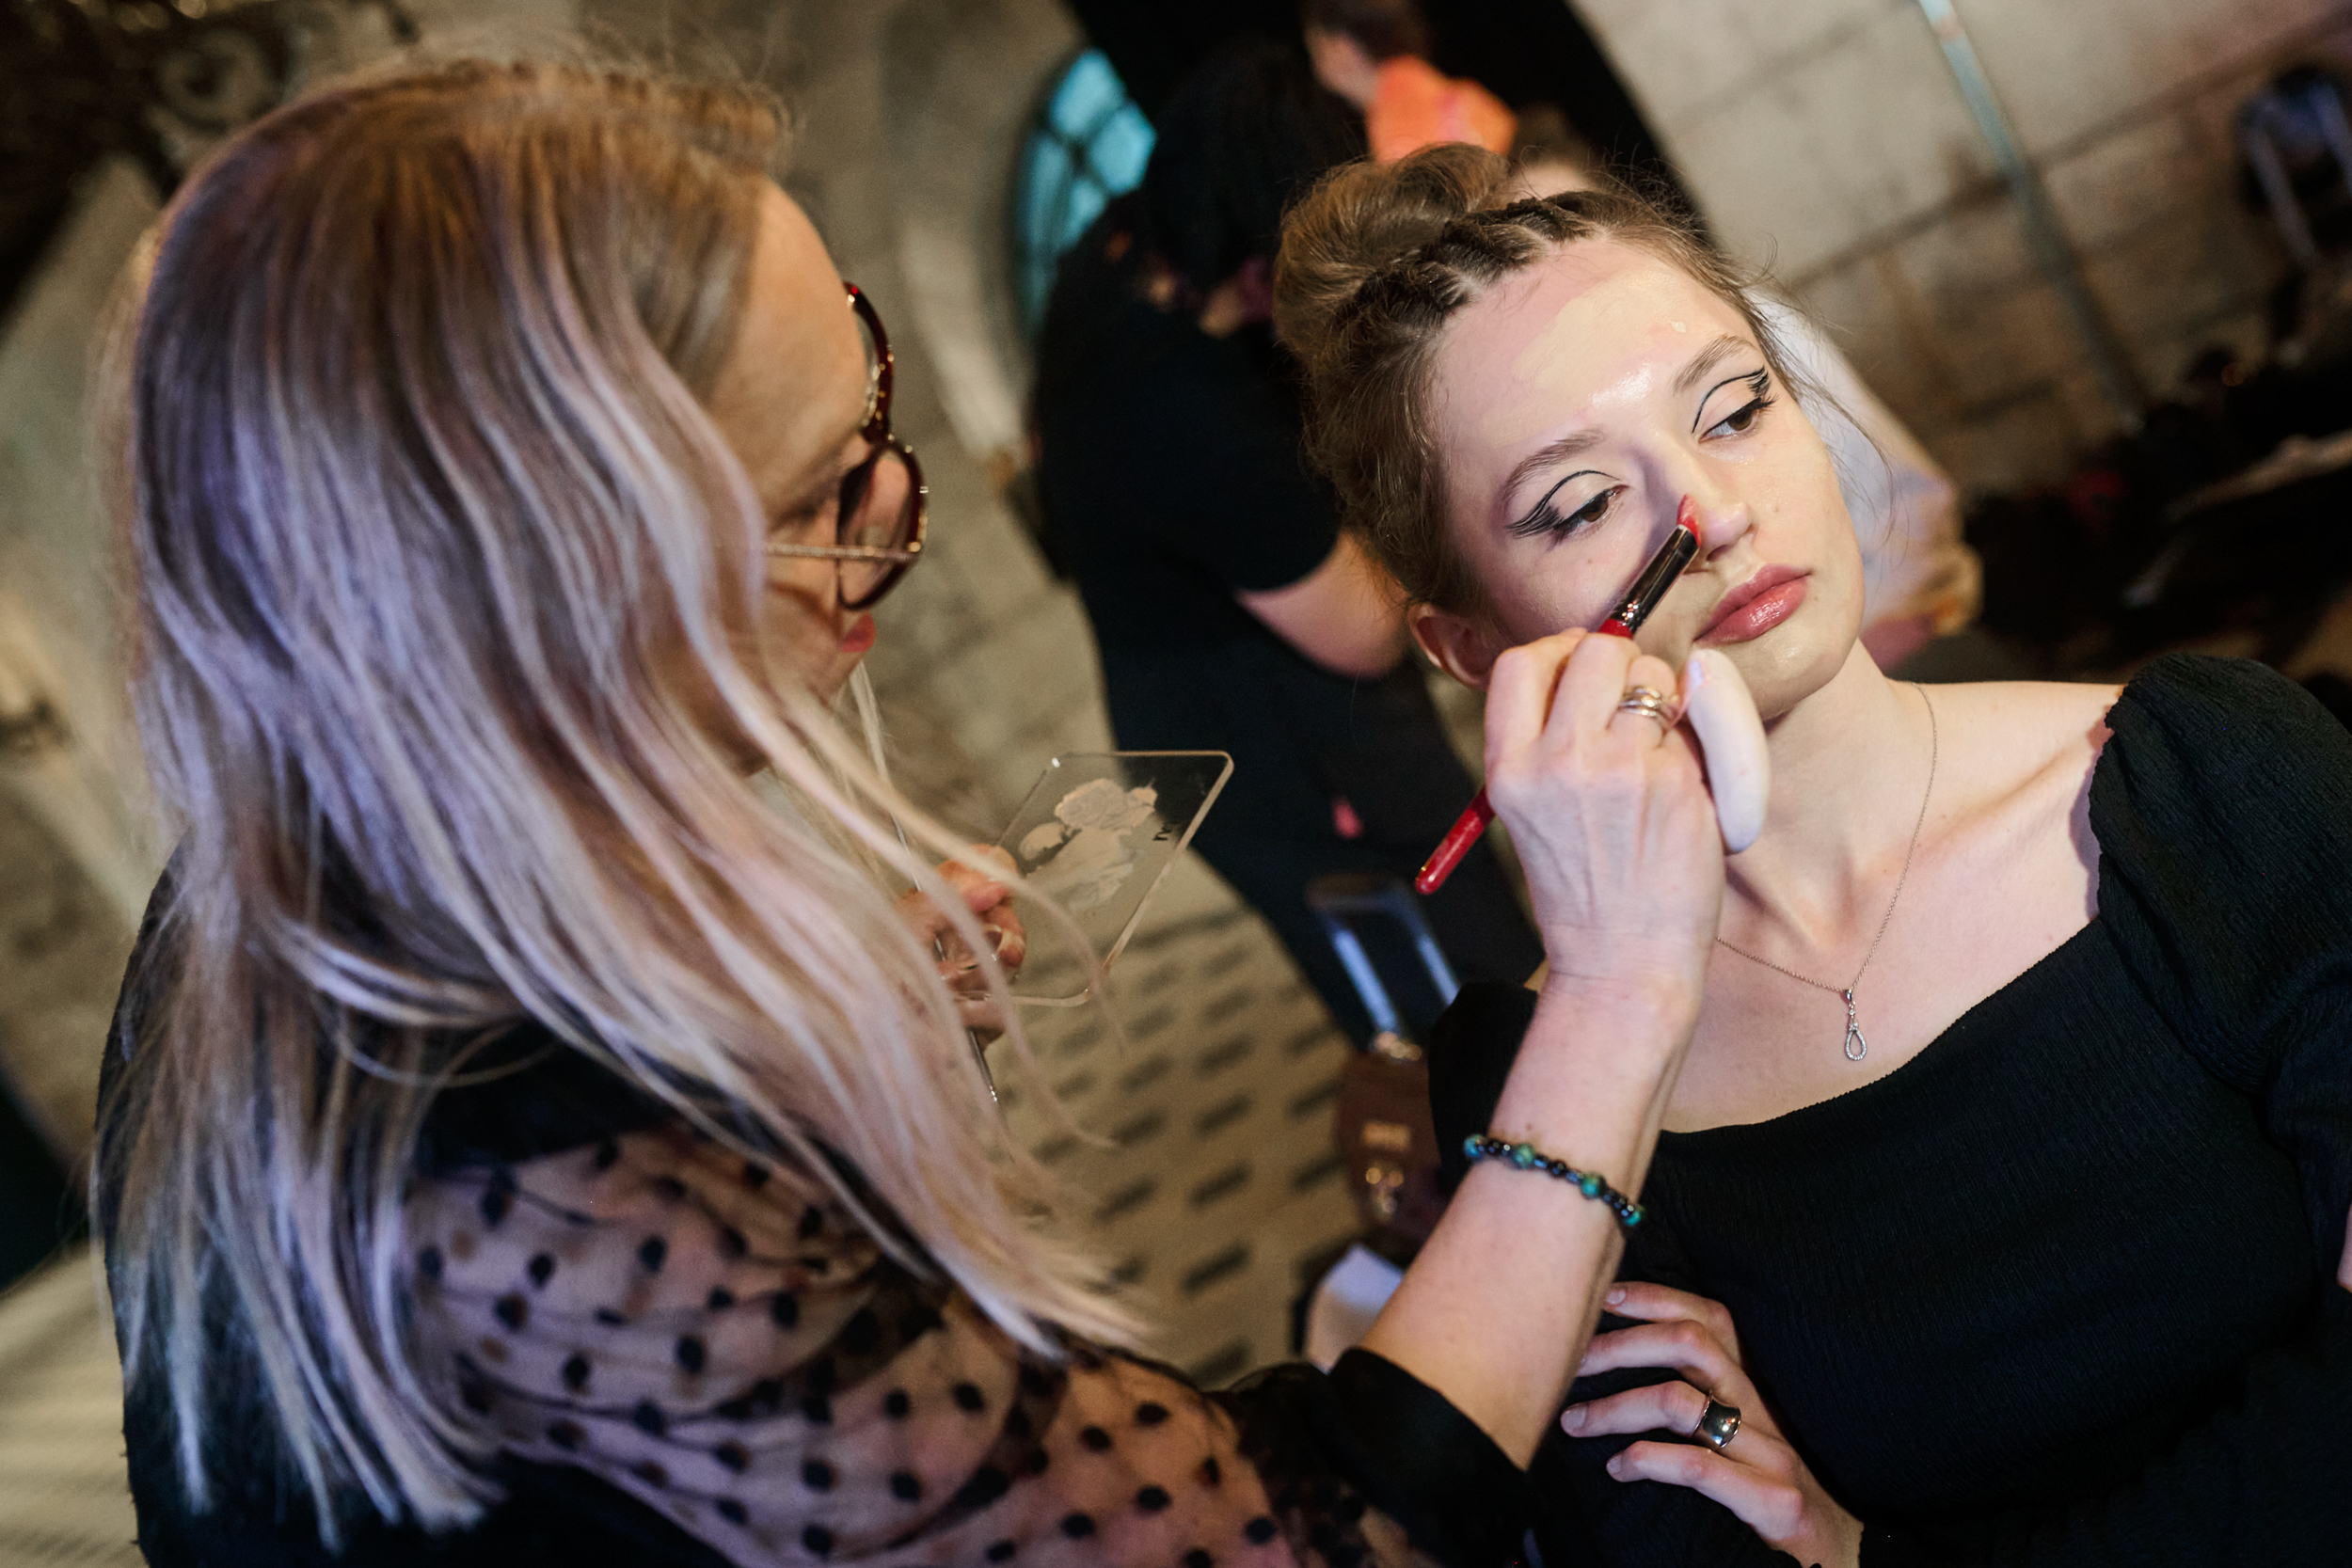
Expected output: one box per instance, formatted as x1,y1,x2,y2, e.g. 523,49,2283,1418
1561,1282,1862,1568
1483,628,1724,1006
896,847,1025,1040
2338,1200,2351,1291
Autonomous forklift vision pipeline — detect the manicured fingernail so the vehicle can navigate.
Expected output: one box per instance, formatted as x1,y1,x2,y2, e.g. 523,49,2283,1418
1605,1286,1626,1306
1560,1403,1587,1432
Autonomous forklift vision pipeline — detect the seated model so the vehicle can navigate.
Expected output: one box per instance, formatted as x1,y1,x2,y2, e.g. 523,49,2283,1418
1274,143,2352,1565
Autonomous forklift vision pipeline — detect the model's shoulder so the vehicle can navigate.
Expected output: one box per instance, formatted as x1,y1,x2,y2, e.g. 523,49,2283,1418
1925,677,2121,786
1926,676,2122,726
2094,654,2352,819
2106,653,2324,742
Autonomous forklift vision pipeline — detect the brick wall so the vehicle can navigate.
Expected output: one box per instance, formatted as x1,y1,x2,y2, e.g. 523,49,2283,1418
1577,0,2351,491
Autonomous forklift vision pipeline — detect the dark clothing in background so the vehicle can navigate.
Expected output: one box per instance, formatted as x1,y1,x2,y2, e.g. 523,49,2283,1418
1431,655,2352,1565
1035,219,1541,1042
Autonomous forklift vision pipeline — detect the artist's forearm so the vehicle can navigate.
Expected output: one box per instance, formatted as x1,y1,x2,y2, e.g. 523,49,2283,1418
1360,981,1692,1465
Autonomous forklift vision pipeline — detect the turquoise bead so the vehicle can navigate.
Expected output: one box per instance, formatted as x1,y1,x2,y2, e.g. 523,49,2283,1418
1462,1132,1651,1233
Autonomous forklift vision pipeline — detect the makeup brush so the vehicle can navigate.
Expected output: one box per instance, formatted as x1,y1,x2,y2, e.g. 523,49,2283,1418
1414,501,1701,896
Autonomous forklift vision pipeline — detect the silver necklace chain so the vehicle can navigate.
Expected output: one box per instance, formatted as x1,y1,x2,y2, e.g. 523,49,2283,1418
1713,684,1938,1062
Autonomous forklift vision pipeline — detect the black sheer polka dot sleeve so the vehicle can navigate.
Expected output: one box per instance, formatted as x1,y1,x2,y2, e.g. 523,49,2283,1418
402,1121,1526,1568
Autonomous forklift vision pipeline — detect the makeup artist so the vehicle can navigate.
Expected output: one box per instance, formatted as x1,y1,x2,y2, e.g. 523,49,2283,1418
97,58,1742,1568
1033,44,1540,1045
1276,143,2352,1566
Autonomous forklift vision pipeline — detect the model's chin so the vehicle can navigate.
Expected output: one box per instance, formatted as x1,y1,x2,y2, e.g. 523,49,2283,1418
1710,600,1863,724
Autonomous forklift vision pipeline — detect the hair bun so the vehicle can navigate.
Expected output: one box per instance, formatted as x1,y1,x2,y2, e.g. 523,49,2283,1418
1272,143,1518,382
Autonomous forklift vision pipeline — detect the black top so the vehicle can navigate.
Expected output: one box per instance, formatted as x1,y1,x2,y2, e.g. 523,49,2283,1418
99,936,1527,1568
1431,655,2352,1564
1033,214,1337,659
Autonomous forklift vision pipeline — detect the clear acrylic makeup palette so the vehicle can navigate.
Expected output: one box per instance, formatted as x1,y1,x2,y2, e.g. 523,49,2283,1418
991,751,1232,1006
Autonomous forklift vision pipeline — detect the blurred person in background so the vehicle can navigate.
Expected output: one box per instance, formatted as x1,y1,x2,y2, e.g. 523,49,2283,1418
96,55,1745,1568
1303,0,1516,165
1033,44,1541,1046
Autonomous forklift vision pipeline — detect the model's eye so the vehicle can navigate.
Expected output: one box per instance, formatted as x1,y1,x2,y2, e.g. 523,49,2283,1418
1710,396,1771,436
1508,482,1624,541
1700,371,1774,440
1561,486,1619,531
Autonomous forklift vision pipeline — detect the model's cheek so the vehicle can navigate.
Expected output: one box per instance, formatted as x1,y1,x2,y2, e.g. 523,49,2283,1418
1523,532,1658,640
1493,570,1601,644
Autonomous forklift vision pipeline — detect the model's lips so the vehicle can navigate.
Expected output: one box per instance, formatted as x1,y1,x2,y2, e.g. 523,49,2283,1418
839,615,877,655
1698,564,1808,644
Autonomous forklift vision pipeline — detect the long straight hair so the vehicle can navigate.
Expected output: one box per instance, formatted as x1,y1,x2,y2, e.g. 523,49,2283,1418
100,57,1124,1544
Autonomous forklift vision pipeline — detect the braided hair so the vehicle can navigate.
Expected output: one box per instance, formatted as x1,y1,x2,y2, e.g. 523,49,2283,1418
1273,143,1799,618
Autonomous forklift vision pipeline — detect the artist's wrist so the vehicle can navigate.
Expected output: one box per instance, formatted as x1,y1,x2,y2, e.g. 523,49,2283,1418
1533,948,1707,1025
1515,972,1699,1094
1526,900,1715,991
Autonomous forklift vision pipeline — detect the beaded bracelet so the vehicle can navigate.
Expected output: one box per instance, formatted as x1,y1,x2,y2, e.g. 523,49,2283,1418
1462,1132,1646,1230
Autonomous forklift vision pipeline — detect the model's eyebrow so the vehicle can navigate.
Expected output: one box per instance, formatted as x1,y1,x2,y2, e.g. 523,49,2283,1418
1499,429,1605,515
1673,334,1753,397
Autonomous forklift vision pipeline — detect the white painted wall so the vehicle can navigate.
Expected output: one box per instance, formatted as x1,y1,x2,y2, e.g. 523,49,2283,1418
1574,0,2352,490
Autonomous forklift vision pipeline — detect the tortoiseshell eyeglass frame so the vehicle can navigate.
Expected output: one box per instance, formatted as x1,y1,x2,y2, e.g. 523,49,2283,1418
762,281,928,612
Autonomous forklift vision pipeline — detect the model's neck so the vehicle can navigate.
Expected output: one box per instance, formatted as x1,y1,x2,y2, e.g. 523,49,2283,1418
1720,643,1936,942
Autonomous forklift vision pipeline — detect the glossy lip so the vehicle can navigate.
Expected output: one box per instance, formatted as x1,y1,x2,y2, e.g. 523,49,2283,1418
1698,563,1806,641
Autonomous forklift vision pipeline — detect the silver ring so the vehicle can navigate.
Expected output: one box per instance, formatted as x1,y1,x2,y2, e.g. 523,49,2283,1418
1692,1397,1740,1450
1616,685,1677,730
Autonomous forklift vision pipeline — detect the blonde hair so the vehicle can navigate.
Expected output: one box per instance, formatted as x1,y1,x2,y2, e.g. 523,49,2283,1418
1273,144,1802,618
100,57,1121,1544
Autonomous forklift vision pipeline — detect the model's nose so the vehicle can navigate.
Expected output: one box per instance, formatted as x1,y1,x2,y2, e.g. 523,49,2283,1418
1684,489,1753,559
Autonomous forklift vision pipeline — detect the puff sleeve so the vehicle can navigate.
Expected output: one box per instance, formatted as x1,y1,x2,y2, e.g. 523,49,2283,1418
401,1120,1529,1568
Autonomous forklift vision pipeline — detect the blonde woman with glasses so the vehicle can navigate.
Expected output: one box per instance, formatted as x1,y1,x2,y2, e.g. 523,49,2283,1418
97,59,1744,1568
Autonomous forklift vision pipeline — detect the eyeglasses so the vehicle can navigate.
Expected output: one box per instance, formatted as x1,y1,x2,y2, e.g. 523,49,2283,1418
763,281,928,611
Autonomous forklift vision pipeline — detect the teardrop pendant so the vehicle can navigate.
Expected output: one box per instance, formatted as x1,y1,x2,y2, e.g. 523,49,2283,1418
1841,988,1867,1061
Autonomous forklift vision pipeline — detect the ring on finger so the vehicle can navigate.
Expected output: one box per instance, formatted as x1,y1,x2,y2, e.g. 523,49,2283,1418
1691,1397,1740,1450
1616,685,1678,731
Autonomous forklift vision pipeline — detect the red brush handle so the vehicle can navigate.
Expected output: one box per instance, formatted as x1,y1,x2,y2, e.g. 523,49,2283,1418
1411,505,1675,907
1414,619,1633,896
1414,789,1493,895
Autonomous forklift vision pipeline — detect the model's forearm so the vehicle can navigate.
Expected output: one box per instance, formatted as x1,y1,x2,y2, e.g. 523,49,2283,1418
1359,979,1693,1465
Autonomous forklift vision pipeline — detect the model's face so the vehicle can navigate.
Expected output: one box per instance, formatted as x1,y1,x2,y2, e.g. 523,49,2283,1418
705,185,880,705
1419,241,1862,719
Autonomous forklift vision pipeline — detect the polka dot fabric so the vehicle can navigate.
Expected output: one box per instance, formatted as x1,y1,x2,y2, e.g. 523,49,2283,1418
404,1126,1431,1568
